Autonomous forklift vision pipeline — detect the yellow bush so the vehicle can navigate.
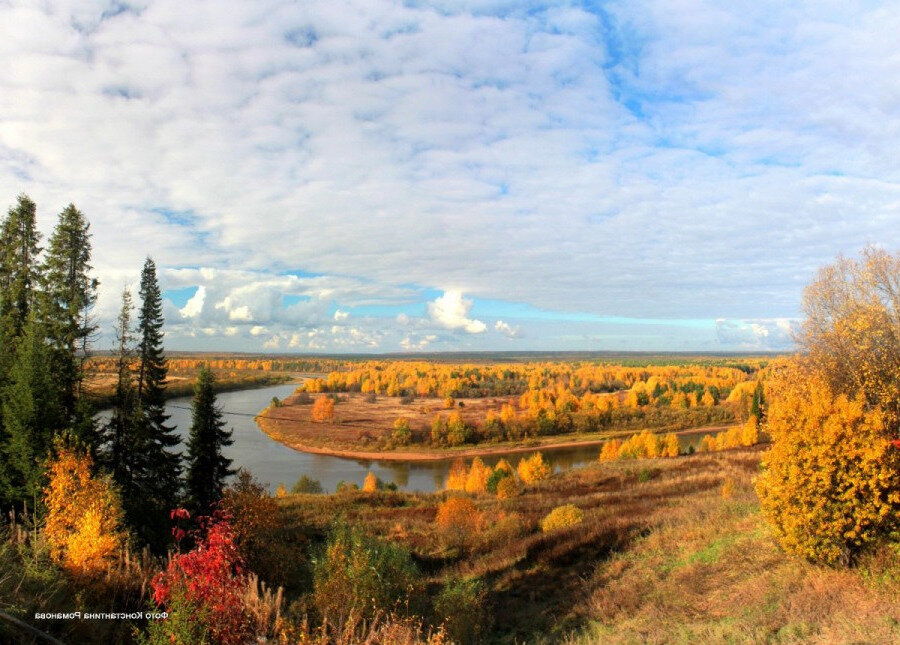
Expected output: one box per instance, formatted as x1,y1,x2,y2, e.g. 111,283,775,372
517,452,551,484
276,483,287,497
741,416,759,447
756,362,900,565
496,476,520,500
363,471,378,493
43,442,125,576
464,457,490,494
540,504,583,532
494,458,514,475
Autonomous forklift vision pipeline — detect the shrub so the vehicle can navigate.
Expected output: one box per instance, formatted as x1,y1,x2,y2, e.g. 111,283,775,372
311,396,335,422
662,432,680,457
757,363,900,565
496,476,520,500
43,441,125,576
392,418,412,446
433,577,487,643
336,481,359,493
275,483,287,497
311,523,421,624
269,396,282,408
291,474,323,494
293,390,312,404
486,467,511,494
223,470,300,587
517,452,551,484
541,504,584,532
435,496,482,550
147,513,251,645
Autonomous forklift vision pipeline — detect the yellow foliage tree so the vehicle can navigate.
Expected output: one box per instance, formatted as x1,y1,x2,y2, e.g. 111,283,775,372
662,433,680,458
464,457,490,494
517,452,551,484
445,459,468,491
496,476,520,499
362,471,379,493
756,361,900,565
44,442,125,576
741,416,759,447
311,396,335,422
598,439,622,461
435,496,482,549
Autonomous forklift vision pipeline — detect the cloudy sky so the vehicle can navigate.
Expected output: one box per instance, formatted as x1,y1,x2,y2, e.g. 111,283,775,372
2,1,898,353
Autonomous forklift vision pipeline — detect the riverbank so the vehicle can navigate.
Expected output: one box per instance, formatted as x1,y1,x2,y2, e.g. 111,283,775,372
257,410,738,462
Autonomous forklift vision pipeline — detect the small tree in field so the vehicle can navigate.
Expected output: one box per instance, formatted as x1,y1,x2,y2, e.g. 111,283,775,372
311,396,334,422
435,496,482,550
44,441,125,575
517,452,551,484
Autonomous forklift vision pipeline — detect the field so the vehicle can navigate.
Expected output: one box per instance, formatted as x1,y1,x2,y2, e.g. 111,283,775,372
274,446,900,643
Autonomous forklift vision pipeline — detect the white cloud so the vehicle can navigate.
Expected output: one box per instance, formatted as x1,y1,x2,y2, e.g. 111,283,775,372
715,318,799,350
333,309,349,321
427,290,486,333
3,2,899,350
494,320,521,338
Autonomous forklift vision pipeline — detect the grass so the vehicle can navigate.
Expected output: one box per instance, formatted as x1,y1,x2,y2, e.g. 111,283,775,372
277,446,900,643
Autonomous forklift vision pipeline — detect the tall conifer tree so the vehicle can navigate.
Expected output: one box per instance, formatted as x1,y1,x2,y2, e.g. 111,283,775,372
185,365,234,512
134,257,181,549
0,315,62,507
40,203,98,433
101,288,139,495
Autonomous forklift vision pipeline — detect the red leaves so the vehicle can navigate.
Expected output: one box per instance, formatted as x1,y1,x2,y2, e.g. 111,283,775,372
891,439,900,449
151,511,250,644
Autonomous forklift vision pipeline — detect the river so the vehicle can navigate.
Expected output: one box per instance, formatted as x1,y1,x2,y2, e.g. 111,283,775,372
97,383,715,494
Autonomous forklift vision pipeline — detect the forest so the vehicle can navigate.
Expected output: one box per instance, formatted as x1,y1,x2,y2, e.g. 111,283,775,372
2,195,900,644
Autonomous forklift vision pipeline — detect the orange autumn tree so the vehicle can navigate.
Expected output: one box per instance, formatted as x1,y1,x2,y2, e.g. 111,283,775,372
311,395,335,422
44,441,125,575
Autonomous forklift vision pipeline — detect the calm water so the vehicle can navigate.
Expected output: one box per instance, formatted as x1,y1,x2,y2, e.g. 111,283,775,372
97,383,714,493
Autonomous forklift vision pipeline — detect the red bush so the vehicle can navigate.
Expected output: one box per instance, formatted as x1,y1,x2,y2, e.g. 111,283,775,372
151,511,251,644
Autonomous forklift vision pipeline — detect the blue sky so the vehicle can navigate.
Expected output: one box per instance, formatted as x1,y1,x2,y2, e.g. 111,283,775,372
2,1,899,352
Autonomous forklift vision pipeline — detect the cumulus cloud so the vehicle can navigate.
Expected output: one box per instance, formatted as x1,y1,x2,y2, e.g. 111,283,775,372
715,319,799,350
427,290,486,333
494,320,521,338
2,1,896,350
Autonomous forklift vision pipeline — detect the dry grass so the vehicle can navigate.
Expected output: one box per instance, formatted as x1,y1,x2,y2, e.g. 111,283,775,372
278,447,900,643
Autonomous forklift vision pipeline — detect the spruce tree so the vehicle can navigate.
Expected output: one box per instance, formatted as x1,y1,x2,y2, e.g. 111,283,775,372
0,194,42,337
39,203,98,432
101,288,139,496
134,257,181,549
0,315,63,507
185,365,234,512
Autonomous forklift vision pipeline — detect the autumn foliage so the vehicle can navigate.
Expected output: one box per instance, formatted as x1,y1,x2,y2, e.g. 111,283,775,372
756,361,900,565
517,452,551,483
541,504,584,532
436,496,482,549
311,395,335,422
149,511,252,644
43,441,125,576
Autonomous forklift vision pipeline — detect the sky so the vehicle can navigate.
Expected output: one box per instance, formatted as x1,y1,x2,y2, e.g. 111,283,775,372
2,1,900,353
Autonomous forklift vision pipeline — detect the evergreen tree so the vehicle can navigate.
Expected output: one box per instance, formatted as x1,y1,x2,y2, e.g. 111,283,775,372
185,365,234,512
0,194,42,337
101,288,139,495
0,315,63,507
39,203,98,432
133,257,181,549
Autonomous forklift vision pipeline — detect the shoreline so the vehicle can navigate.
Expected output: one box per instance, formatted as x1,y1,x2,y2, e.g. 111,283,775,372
257,413,739,462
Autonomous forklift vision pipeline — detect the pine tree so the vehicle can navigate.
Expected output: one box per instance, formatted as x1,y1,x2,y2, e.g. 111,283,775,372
1,315,63,507
185,365,234,512
101,288,139,494
134,257,181,549
39,204,98,431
